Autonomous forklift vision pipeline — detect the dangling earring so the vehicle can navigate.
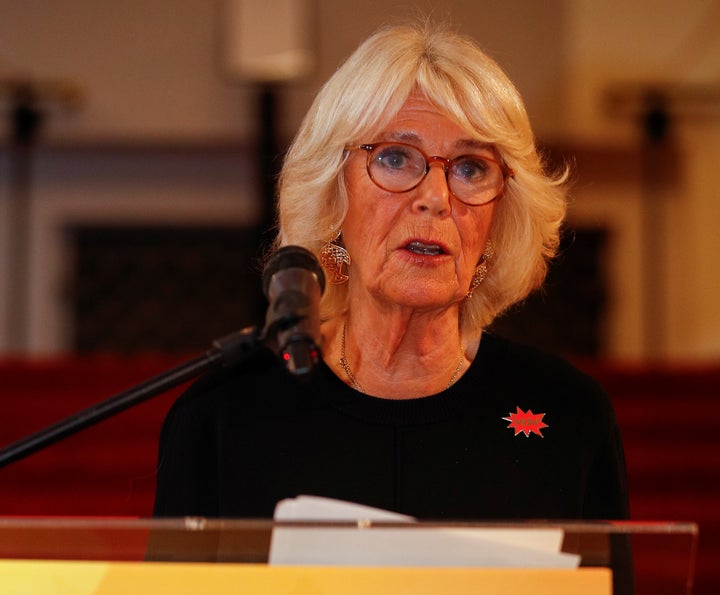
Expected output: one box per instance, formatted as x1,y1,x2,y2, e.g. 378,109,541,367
320,230,351,284
466,240,494,298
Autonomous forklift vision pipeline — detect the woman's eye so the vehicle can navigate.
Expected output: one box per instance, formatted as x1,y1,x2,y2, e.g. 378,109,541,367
377,148,410,169
455,158,489,180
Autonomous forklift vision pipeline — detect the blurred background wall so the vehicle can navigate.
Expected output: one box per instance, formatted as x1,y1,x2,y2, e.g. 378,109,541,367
0,0,718,362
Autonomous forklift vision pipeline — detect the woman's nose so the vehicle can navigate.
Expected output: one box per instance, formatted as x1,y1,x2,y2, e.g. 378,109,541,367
412,162,452,215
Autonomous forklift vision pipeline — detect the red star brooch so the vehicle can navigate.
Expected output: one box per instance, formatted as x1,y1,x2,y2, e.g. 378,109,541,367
502,407,549,438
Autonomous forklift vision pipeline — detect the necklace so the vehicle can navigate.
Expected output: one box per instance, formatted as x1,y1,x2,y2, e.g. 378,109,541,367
339,321,465,393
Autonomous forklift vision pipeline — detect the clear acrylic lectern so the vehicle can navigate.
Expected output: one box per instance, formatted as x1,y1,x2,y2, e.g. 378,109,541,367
0,517,697,594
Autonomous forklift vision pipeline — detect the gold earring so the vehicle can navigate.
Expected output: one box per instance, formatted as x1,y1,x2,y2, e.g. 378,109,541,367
320,231,351,284
466,240,494,298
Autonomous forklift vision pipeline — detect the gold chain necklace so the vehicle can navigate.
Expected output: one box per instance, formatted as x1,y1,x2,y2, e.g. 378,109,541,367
339,321,465,393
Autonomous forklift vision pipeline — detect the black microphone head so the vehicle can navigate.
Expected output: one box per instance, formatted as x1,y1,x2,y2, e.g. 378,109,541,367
262,245,326,298
261,246,326,377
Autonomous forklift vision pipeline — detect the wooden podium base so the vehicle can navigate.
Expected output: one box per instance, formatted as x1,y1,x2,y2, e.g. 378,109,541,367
0,560,611,594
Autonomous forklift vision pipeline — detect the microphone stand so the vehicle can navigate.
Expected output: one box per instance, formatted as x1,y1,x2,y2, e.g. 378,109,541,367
0,326,266,469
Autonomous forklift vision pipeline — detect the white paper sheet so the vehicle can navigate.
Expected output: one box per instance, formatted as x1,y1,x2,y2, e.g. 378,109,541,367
269,495,580,568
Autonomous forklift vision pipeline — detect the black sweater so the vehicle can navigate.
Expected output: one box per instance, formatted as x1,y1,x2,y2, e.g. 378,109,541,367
153,332,629,522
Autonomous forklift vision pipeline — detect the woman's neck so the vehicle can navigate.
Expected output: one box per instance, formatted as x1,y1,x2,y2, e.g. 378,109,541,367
322,308,471,399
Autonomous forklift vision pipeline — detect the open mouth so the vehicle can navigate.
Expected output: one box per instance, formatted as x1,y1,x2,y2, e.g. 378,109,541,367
405,241,445,256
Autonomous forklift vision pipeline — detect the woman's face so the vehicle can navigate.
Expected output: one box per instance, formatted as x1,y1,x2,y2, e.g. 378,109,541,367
342,95,496,310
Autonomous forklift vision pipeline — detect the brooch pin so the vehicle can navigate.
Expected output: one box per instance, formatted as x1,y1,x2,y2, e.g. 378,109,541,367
502,406,548,438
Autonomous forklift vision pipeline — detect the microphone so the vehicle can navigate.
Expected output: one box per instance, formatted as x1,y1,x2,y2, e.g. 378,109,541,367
262,245,326,377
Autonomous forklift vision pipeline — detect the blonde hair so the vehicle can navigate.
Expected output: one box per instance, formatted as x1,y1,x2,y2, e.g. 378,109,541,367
272,20,567,337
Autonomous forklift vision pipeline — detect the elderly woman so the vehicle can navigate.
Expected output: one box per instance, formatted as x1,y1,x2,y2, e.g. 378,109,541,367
153,21,629,523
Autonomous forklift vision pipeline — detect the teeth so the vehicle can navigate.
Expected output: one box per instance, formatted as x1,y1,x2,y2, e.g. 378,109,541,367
407,241,442,255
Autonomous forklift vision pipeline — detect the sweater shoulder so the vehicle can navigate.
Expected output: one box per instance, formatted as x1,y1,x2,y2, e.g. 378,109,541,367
478,332,614,416
162,347,289,421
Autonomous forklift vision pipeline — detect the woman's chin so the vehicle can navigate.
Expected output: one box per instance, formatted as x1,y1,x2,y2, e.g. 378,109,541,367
374,284,463,310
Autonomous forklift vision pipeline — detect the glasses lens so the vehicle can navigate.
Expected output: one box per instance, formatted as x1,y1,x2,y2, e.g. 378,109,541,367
448,157,504,205
368,144,426,192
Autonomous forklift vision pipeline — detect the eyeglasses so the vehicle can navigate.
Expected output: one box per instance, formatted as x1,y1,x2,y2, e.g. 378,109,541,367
346,141,514,206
